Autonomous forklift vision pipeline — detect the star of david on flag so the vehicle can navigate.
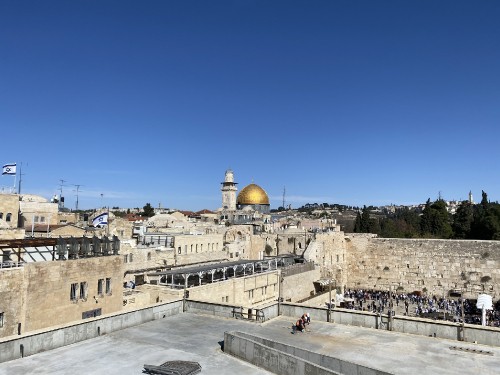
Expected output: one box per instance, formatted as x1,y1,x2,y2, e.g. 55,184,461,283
2,163,16,175
92,212,109,227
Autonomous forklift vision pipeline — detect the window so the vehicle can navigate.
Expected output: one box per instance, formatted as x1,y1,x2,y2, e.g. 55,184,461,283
70,283,79,301
80,282,88,300
6,213,12,222
123,255,128,263
40,216,45,223
190,245,193,253
200,244,203,252
105,278,112,295
34,216,39,223
0,212,3,219
184,245,187,254
147,252,151,261
97,279,104,296
0,312,4,327
128,253,133,262
177,247,181,254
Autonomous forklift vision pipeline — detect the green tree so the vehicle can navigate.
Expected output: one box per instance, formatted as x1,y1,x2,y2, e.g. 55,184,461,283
420,199,452,238
470,192,500,240
452,201,474,239
142,203,155,217
353,212,362,233
360,205,371,232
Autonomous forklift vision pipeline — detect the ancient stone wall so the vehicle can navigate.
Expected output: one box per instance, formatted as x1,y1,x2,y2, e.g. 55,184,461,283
346,236,500,299
0,194,19,229
188,271,279,306
19,200,59,226
22,256,123,333
281,268,321,303
0,268,25,337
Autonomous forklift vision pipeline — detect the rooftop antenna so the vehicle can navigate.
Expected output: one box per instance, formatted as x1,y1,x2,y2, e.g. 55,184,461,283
59,179,67,210
73,184,84,211
18,162,26,194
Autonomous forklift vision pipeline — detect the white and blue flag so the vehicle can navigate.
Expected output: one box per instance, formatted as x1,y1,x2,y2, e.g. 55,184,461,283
92,212,109,227
2,163,16,175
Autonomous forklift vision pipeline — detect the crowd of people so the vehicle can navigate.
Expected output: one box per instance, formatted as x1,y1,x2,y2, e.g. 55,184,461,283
340,288,500,327
291,312,310,334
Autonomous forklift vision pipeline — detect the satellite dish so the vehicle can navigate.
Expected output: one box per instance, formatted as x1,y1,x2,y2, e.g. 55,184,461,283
476,294,493,310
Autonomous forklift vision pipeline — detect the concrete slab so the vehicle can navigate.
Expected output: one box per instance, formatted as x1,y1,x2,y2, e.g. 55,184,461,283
0,313,498,375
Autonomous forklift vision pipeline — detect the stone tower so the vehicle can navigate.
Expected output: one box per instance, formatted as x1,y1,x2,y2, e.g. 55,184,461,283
221,169,238,210
469,190,474,204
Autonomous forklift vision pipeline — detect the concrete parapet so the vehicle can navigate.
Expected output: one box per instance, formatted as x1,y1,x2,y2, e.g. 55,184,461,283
0,300,182,363
224,331,393,375
186,299,278,321
280,303,329,323
279,302,500,346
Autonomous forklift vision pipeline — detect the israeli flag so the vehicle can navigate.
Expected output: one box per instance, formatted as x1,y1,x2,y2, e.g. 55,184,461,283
2,163,16,175
92,212,109,227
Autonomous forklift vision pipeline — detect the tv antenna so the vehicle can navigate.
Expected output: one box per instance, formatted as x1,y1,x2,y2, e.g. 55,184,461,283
59,179,67,209
73,184,84,211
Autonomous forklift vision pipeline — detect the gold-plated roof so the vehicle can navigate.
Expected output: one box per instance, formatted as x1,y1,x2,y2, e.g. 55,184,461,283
237,183,270,205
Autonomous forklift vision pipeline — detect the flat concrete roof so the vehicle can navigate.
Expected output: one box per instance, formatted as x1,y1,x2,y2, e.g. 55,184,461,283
1,314,498,375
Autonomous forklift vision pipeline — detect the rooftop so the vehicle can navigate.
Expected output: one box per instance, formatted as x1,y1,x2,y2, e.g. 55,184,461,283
1,313,498,375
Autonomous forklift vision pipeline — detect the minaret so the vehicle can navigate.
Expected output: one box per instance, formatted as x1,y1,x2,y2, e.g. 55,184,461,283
469,191,474,204
221,169,238,210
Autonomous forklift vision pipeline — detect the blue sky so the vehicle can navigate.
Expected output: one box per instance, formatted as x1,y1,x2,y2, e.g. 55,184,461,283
1,1,499,211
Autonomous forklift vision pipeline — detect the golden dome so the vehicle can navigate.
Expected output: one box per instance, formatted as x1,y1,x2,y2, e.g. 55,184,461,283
237,183,270,205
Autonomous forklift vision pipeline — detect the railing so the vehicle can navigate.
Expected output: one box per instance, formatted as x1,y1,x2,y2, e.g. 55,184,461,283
0,261,23,269
232,307,266,322
280,261,315,277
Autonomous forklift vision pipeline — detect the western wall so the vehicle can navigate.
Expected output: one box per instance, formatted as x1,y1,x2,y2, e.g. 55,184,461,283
344,234,500,299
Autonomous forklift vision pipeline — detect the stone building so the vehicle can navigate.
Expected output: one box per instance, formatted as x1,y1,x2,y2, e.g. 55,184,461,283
0,193,23,240
19,194,59,227
0,237,123,338
0,193,19,229
218,169,271,230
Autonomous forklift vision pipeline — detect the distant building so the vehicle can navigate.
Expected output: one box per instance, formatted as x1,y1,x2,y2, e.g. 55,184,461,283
218,169,271,230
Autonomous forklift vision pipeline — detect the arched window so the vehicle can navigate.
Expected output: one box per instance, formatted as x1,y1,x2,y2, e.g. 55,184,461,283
0,212,3,219
6,213,12,222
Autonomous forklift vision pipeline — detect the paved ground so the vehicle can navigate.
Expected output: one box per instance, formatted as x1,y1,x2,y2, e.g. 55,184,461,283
0,313,499,374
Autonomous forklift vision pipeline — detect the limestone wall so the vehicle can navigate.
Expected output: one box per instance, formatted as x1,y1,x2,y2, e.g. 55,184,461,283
281,268,321,303
0,268,26,337
21,256,124,333
346,236,500,298
304,232,348,289
19,200,59,226
187,271,279,307
0,194,19,229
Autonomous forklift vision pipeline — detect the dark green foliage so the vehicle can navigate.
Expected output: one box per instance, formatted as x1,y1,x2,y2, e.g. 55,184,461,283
360,206,371,232
379,207,421,238
469,191,500,240
142,203,155,217
353,212,362,233
420,199,452,238
297,195,500,240
452,201,474,239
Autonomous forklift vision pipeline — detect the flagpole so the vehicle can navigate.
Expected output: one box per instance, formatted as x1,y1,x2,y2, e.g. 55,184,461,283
107,206,110,237
13,164,17,193
17,162,22,194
